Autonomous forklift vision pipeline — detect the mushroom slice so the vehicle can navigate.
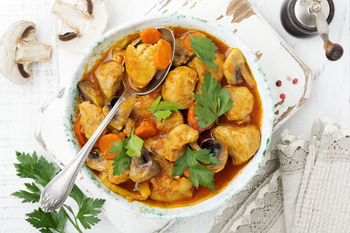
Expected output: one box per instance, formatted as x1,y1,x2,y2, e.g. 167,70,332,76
77,80,104,107
0,20,52,85
223,48,256,88
85,151,108,172
203,140,228,173
51,0,109,53
173,39,195,67
129,149,160,183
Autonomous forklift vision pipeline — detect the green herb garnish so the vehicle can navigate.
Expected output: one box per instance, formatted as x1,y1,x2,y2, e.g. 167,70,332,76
172,145,220,191
12,151,105,233
110,128,143,176
190,35,218,72
147,96,184,121
194,72,233,128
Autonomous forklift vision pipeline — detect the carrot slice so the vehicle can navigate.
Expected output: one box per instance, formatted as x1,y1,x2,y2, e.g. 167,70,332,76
184,167,190,178
183,32,206,52
153,39,172,70
140,28,162,44
74,115,88,146
98,133,123,159
187,101,215,132
135,121,157,139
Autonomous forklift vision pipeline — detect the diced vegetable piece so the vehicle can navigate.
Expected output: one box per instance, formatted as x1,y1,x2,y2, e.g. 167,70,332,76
183,32,206,52
98,133,124,159
140,28,162,44
153,39,172,70
183,167,190,178
187,102,214,132
135,121,157,139
74,115,88,146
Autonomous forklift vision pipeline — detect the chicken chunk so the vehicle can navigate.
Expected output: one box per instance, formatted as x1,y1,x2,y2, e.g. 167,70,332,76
110,95,138,130
144,137,186,163
79,101,105,139
149,153,193,202
112,49,125,65
125,42,159,89
167,124,199,150
225,86,254,121
96,61,124,99
188,53,224,93
223,48,256,87
131,88,160,119
157,112,184,135
105,160,130,184
212,125,260,165
144,124,199,161
173,39,195,67
161,66,198,109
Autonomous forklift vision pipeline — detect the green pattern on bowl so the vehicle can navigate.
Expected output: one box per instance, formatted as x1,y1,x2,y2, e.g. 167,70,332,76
62,14,274,220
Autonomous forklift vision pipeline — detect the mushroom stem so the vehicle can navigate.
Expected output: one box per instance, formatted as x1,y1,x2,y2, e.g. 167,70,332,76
17,40,52,63
52,0,91,34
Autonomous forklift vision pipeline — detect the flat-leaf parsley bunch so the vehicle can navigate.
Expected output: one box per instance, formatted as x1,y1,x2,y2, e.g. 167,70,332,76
12,151,105,233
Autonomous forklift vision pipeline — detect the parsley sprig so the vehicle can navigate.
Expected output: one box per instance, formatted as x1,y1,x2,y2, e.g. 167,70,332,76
172,145,220,191
110,128,143,176
194,72,233,128
12,151,105,233
147,96,184,121
190,35,218,72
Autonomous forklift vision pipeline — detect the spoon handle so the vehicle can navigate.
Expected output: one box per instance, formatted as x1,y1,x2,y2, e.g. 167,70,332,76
40,94,128,212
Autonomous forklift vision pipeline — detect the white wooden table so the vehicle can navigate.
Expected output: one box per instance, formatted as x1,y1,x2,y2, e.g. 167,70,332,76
0,0,349,232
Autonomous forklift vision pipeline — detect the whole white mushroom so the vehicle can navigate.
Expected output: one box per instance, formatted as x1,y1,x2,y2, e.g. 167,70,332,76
0,21,52,85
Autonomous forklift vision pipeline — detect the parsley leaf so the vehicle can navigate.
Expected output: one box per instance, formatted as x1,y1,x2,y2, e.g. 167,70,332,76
12,151,105,233
190,35,218,72
12,182,41,203
172,145,220,191
147,96,184,121
75,198,105,229
26,208,63,233
125,128,143,158
194,72,233,128
13,151,58,187
110,128,144,176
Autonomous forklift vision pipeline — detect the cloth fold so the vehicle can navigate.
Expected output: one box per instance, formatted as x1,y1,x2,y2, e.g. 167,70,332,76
207,115,350,233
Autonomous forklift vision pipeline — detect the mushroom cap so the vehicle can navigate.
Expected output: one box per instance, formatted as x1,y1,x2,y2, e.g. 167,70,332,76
52,0,110,53
0,21,35,85
129,152,161,183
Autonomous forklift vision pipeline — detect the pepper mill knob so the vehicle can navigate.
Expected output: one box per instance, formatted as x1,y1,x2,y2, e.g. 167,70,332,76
324,42,343,61
309,2,343,61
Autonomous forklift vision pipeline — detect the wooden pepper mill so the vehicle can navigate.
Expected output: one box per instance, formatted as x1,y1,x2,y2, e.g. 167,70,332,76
281,0,343,61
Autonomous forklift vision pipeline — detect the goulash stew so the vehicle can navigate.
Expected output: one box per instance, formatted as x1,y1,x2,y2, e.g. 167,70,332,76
73,27,262,208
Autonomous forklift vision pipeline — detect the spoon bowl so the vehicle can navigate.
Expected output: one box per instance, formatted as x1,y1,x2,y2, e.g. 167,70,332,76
39,28,175,213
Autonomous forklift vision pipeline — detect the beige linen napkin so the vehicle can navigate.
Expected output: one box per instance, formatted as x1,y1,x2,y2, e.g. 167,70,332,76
206,115,350,233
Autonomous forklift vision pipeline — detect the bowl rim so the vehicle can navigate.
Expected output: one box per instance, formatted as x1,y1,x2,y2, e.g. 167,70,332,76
62,14,274,220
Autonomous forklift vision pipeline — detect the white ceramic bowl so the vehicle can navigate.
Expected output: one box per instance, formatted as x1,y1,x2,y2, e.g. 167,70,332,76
63,14,274,220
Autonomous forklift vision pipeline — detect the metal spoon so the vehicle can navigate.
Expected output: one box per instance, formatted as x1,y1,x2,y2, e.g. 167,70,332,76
40,28,175,212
